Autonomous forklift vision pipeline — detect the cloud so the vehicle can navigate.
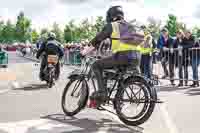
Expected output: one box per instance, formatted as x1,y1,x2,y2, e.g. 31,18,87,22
59,0,90,4
0,0,144,28
0,0,57,19
59,0,142,4
193,4,200,19
1,0,200,30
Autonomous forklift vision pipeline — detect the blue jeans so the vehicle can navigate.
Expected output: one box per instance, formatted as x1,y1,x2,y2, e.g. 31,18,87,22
178,56,189,82
140,54,152,78
192,56,200,81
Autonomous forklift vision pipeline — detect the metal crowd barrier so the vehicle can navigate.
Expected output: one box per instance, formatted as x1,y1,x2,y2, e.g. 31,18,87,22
63,47,200,82
152,47,200,82
64,50,82,66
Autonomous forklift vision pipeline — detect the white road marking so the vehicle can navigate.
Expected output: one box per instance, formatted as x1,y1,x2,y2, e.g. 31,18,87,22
97,131,108,133
11,81,20,89
159,103,179,133
0,81,21,94
0,68,9,72
0,89,10,94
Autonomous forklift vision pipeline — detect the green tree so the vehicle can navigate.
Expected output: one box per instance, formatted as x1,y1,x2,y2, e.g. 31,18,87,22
192,26,200,38
147,17,161,39
51,22,63,42
196,29,200,38
166,14,178,37
40,28,48,35
40,28,49,41
177,22,186,32
64,20,76,42
15,11,31,42
79,18,91,40
165,14,187,37
94,16,105,32
64,25,72,42
1,20,15,43
31,29,39,43
0,21,5,43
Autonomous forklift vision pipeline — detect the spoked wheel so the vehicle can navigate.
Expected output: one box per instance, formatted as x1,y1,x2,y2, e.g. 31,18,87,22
62,79,89,116
114,77,156,126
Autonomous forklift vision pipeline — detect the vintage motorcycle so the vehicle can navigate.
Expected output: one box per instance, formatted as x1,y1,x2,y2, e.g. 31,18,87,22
43,55,59,88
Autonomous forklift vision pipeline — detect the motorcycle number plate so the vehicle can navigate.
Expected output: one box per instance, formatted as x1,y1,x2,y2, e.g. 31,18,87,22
48,64,54,67
48,55,58,64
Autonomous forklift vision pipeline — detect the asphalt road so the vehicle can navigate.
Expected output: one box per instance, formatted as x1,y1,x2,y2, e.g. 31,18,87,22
0,52,200,133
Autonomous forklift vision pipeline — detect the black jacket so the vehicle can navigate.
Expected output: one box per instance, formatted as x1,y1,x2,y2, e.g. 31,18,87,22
90,23,112,48
163,37,174,48
191,42,200,58
182,36,194,49
159,36,174,57
36,39,64,59
173,38,184,66
182,36,195,58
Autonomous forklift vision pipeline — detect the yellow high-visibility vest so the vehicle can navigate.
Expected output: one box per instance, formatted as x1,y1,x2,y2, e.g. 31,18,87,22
111,22,141,53
140,35,153,55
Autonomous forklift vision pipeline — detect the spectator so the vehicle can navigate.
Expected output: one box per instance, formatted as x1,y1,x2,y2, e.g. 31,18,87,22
181,30,194,86
168,36,178,86
174,30,185,86
157,28,174,81
190,39,200,87
152,38,157,64
140,35,153,78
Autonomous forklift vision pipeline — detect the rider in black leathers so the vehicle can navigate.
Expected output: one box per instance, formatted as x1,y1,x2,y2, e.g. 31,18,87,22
36,32,64,81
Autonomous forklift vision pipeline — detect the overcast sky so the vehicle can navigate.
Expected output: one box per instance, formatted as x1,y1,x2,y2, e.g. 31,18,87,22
0,0,200,30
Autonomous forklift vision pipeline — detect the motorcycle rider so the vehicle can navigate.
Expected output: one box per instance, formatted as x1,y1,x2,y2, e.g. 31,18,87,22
87,6,145,108
36,32,64,81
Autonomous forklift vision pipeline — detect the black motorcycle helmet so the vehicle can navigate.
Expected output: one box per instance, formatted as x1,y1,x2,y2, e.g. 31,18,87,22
106,6,124,23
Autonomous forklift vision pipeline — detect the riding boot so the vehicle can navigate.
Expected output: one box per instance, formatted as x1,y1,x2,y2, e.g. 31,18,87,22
89,91,107,108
